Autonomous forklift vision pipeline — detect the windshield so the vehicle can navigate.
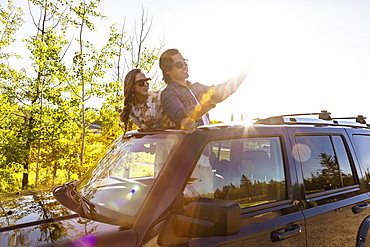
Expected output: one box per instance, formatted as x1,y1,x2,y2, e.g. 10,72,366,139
75,133,182,223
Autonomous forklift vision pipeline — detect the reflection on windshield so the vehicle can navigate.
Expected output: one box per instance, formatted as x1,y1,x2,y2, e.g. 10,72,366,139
76,134,179,219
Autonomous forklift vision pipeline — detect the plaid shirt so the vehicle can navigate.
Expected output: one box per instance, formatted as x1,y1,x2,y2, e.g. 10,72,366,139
161,80,211,127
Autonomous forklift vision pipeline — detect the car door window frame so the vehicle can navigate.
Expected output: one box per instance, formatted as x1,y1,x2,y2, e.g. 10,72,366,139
294,133,360,200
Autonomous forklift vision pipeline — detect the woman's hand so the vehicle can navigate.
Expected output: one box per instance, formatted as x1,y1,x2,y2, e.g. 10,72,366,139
143,115,154,126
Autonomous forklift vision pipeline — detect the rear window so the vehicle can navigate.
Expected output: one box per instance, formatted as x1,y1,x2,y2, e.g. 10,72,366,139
352,135,370,181
294,135,356,194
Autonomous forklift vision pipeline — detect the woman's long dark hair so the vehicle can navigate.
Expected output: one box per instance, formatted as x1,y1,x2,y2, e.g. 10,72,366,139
119,68,142,132
159,49,180,84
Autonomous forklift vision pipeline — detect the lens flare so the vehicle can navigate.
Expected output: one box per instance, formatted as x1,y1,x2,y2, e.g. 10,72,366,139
292,143,311,162
72,234,96,247
125,185,140,200
180,118,196,133
200,88,214,104
108,185,141,210
194,105,202,112
125,192,133,201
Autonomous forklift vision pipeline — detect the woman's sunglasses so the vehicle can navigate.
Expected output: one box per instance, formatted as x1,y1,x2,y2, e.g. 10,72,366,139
135,78,151,87
174,59,188,69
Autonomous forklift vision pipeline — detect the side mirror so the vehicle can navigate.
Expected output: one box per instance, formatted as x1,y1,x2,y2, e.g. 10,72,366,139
53,181,86,217
175,198,241,237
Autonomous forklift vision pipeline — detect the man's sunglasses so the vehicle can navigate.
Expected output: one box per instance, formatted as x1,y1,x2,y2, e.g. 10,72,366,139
135,78,151,87
174,59,188,69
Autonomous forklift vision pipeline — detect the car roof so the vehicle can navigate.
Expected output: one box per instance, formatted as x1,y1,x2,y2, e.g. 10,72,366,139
128,110,370,136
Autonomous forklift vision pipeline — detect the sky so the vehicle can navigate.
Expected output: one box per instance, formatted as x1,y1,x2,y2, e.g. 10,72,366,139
9,0,370,122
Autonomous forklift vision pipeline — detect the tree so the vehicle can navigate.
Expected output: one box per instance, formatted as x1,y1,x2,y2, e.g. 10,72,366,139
64,0,112,176
16,0,78,189
126,6,164,85
0,0,23,60
0,0,26,191
0,0,164,192
0,94,25,192
304,152,341,192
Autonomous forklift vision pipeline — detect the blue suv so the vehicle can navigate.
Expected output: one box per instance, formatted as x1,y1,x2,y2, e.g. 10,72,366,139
2,110,370,247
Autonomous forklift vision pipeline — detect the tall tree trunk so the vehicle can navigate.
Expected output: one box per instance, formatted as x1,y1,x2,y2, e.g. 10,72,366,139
35,139,41,187
22,112,34,190
22,142,31,190
78,13,86,179
21,166,29,190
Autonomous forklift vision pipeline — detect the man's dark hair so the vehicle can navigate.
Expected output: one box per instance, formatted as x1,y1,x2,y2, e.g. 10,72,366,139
159,48,180,84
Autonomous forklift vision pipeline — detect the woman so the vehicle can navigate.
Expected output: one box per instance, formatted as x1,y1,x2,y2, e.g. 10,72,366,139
120,68,174,131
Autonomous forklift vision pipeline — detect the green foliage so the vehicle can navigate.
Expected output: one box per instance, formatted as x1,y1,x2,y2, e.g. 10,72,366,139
210,120,223,124
0,87,29,193
0,0,24,60
0,0,163,193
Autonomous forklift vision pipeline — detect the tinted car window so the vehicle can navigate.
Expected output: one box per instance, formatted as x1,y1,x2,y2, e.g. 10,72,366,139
353,135,370,181
209,140,231,162
185,137,287,208
75,134,180,219
295,135,355,194
332,135,356,186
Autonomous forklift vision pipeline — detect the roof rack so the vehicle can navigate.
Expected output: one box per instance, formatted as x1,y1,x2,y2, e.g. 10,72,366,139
254,110,370,128
332,115,367,124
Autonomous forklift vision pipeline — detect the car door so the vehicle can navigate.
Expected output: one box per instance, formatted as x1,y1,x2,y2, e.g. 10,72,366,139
345,129,370,246
181,126,307,246
287,126,370,247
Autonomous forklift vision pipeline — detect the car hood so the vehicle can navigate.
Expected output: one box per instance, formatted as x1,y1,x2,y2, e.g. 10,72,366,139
0,189,131,247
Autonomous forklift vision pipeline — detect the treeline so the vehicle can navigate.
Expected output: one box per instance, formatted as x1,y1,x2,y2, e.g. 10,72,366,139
0,0,162,193
214,177,286,206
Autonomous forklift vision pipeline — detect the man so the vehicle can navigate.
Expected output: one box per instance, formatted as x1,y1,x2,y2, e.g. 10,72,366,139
159,48,248,130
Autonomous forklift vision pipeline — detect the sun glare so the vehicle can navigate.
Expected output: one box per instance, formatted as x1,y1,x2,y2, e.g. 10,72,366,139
179,1,367,123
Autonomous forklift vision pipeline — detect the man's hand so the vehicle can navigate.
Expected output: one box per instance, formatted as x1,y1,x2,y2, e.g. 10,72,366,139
210,89,228,104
